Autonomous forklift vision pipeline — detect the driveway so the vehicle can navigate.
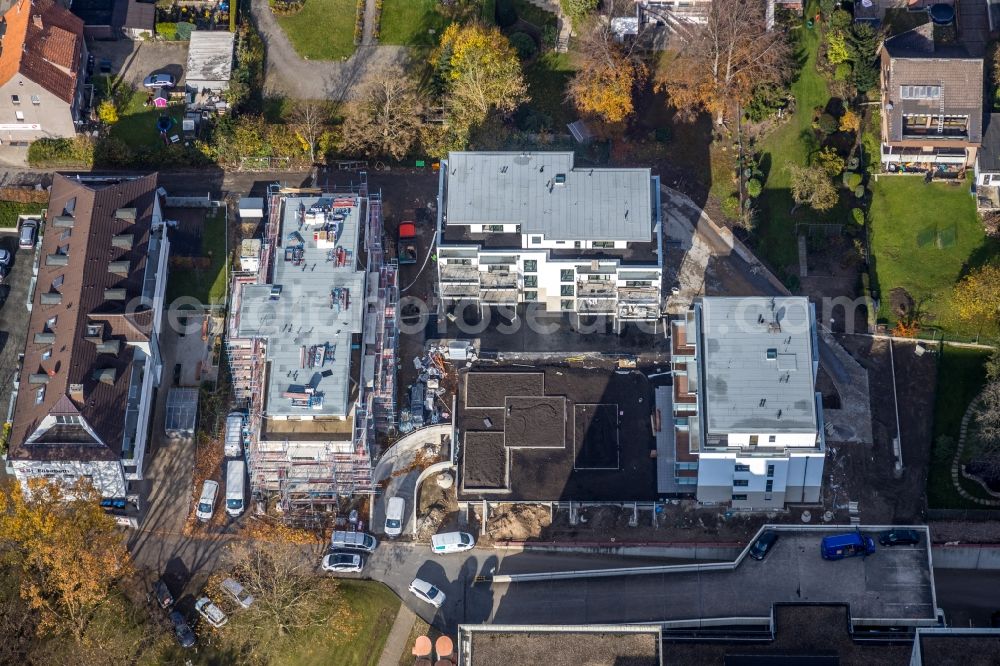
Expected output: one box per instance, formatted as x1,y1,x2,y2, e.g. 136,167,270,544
86,40,189,88
0,220,40,422
250,0,409,100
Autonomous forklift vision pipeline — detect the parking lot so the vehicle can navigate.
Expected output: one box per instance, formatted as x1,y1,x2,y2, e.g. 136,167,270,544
0,225,39,419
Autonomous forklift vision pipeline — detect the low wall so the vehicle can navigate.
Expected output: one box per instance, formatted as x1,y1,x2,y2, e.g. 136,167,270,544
164,195,218,208
494,541,742,561
932,544,1000,570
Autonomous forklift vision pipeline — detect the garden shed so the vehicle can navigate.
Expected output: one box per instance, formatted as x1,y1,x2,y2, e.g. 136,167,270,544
185,30,235,94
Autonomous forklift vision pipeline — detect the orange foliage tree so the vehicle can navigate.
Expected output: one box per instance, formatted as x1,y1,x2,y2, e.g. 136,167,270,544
567,14,648,123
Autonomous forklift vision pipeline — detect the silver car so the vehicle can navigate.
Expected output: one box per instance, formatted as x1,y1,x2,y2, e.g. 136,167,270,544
143,73,176,88
18,220,36,249
322,552,363,573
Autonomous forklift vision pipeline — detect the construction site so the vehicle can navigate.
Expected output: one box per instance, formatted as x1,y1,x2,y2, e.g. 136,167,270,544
224,175,399,518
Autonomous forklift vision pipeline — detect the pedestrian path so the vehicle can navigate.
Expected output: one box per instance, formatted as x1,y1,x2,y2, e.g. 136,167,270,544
378,603,416,666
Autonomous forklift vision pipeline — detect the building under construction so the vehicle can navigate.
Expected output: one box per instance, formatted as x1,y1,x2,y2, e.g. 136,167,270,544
225,177,398,514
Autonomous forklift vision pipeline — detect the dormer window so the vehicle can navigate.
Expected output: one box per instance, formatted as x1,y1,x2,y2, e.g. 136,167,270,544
51,275,64,290
41,348,52,360
45,315,57,330
34,386,44,404
85,323,102,338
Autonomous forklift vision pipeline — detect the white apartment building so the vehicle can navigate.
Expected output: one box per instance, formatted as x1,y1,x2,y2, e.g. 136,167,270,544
436,152,663,330
662,297,825,509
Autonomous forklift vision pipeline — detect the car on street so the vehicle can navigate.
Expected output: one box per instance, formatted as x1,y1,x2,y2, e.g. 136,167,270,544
431,531,476,554
322,551,363,573
18,219,36,249
194,597,228,628
408,578,445,609
220,577,254,608
878,529,921,547
169,611,196,648
153,577,174,609
143,73,175,88
749,530,778,561
195,480,218,522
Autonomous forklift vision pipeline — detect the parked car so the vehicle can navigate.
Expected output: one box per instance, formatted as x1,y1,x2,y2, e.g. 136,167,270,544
195,480,219,522
153,578,174,609
0,263,8,283
18,219,36,249
878,529,921,547
322,552,363,573
330,530,377,553
408,578,445,609
0,249,11,266
220,578,254,608
169,611,196,648
143,73,175,88
194,597,228,628
749,530,779,561
820,532,876,560
384,496,404,538
431,531,476,554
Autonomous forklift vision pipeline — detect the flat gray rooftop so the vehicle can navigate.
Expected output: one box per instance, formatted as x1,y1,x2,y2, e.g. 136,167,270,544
487,530,935,625
237,195,365,418
444,151,653,242
700,297,819,434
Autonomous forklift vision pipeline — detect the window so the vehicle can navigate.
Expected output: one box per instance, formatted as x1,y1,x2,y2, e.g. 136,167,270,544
765,479,774,493
767,464,775,477
35,387,45,404
735,463,750,472
749,435,759,446
14,111,24,121
30,95,39,105
560,269,574,282
485,225,505,232
731,494,747,501
55,415,80,425
531,236,542,245
733,479,749,487
41,348,52,360
86,324,102,337
10,95,19,105
900,85,941,99
766,348,777,360
45,316,57,330
560,284,574,297
574,241,581,248
51,275,64,290
523,259,537,272
523,290,537,301
523,275,537,288
57,244,69,255
560,299,574,310
593,241,614,248
768,435,776,443
625,280,651,287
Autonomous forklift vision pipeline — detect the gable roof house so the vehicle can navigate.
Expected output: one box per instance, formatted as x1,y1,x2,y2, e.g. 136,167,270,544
879,23,984,171
974,113,1000,209
7,173,170,500
0,0,88,162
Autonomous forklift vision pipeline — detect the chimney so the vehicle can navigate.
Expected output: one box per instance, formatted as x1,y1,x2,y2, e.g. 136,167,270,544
31,14,41,29
69,383,84,404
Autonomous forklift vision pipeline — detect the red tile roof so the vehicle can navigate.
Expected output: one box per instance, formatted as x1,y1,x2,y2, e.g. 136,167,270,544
0,0,85,104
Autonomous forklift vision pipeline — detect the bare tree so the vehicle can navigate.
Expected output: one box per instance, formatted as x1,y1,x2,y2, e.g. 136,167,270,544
977,380,1000,448
288,100,332,164
655,0,791,124
341,67,424,161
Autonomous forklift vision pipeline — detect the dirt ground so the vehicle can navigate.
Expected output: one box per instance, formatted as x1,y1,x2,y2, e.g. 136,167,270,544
833,335,938,523
416,472,461,540
463,433,508,490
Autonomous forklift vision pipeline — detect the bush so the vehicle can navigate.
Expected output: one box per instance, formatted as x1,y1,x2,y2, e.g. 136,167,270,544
745,83,791,122
833,62,852,81
27,136,94,167
746,178,762,198
722,194,741,220
851,207,864,225
816,146,845,176
97,100,118,125
509,32,537,60
844,171,862,189
0,201,43,229
854,185,866,199
156,22,176,40
816,112,838,135
495,0,517,27
0,187,48,204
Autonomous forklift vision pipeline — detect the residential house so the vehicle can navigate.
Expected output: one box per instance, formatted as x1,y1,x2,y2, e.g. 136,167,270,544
121,0,154,39
0,0,88,156
666,297,825,509
436,151,663,331
975,113,1000,209
7,173,170,499
880,22,984,171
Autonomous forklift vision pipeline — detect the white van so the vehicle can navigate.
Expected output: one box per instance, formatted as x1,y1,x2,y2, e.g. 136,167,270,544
330,530,378,553
196,480,218,522
384,496,404,538
431,531,476,554
225,461,246,517
224,413,244,458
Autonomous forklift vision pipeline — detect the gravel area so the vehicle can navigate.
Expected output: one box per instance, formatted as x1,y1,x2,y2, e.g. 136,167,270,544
468,630,659,666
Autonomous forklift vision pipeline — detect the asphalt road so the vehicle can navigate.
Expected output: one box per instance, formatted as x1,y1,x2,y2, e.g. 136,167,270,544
934,569,1000,628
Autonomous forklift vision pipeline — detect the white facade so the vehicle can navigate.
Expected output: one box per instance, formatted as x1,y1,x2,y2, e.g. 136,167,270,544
9,459,127,498
668,297,825,509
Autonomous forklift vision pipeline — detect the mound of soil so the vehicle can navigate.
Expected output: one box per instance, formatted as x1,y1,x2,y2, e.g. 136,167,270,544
889,287,914,317
486,503,551,542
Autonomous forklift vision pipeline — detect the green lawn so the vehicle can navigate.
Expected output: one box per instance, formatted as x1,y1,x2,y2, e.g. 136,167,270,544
166,208,228,306
284,580,400,666
927,345,992,508
0,201,43,228
109,87,185,149
379,0,449,46
523,51,575,127
277,0,357,60
754,9,845,277
868,176,1000,341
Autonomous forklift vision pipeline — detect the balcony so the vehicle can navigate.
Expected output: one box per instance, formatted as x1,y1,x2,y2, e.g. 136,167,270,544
577,297,616,314
881,145,969,165
440,283,479,298
618,286,660,303
479,288,519,304
671,320,696,357
480,271,518,289
440,264,480,282
577,279,616,297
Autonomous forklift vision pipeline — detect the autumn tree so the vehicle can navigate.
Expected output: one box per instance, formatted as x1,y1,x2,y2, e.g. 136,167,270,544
288,99,332,164
788,163,838,212
340,67,424,161
655,0,790,124
431,23,528,151
561,0,598,24
0,480,132,638
567,11,648,123
97,100,119,125
953,265,1000,329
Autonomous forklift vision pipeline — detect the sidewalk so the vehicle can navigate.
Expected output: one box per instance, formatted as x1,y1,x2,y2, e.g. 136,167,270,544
378,603,416,666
